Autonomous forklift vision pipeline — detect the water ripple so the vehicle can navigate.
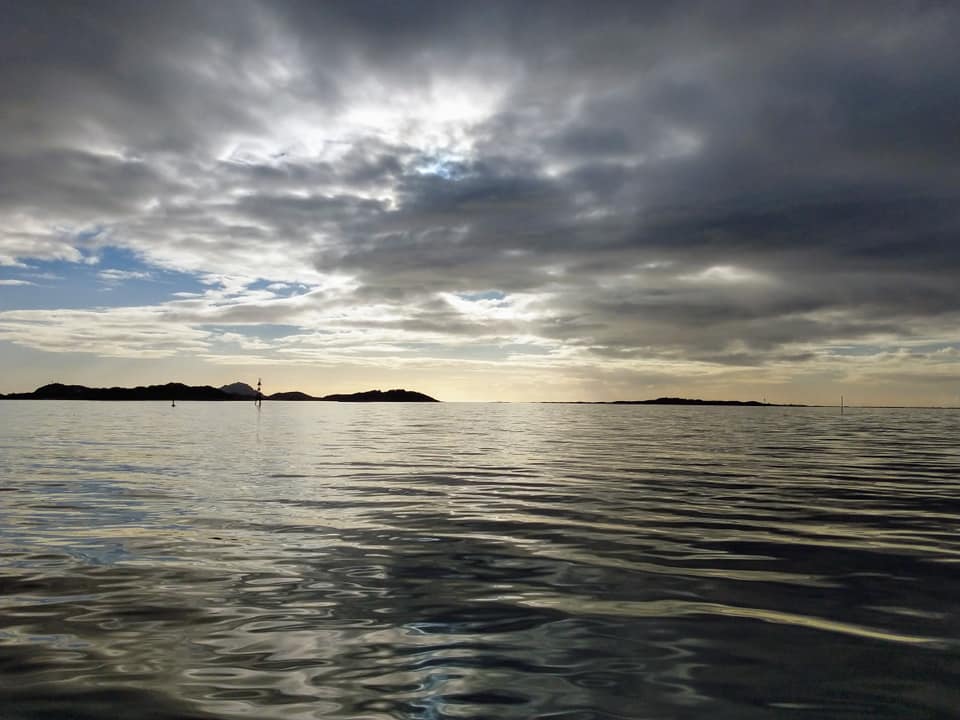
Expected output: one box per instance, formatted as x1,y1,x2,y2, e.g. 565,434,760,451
1,402,959,718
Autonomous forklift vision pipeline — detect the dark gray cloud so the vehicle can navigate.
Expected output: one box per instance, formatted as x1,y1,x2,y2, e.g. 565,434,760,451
1,0,959,379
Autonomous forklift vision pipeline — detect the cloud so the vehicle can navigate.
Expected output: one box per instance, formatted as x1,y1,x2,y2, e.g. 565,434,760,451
98,269,153,283
0,306,212,359
1,1,958,400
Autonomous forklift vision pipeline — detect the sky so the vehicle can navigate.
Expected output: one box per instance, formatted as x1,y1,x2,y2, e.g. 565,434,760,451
1,1,959,404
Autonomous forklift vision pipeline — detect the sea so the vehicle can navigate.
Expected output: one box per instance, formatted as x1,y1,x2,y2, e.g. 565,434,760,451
1,401,958,719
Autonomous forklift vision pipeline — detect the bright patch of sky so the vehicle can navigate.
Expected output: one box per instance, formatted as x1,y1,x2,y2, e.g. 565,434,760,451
0,247,208,311
457,290,507,302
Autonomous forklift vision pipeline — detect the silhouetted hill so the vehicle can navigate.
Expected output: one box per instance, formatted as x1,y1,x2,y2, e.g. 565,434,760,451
555,397,804,406
3,382,233,401
317,389,438,402
269,388,439,402
617,397,770,406
220,382,258,397
268,391,314,401
1,383,438,402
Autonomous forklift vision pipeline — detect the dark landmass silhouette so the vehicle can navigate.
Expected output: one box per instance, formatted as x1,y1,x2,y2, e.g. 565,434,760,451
0,386,953,407
315,389,438,402
4,382,230,401
553,397,806,407
617,397,784,406
266,389,436,402
1,382,439,402
268,391,314,401
219,382,258,397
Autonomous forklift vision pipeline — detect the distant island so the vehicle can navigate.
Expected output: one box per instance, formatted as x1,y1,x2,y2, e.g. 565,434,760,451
556,397,804,407
0,384,812,406
0,382,439,402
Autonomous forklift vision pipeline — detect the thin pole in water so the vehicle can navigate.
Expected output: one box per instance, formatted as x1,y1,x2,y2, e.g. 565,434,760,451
255,378,262,408
840,395,844,415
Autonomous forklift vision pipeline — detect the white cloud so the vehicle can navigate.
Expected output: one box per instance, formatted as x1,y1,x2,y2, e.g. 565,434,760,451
678,265,773,285
97,269,153,283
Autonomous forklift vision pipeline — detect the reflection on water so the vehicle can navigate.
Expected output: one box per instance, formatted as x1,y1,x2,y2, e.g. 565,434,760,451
1,401,959,719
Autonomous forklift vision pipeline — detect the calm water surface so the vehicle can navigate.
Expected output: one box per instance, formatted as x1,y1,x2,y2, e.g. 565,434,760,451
1,402,958,719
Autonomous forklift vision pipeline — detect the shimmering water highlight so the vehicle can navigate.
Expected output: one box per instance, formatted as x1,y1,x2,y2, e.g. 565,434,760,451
1,401,958,719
